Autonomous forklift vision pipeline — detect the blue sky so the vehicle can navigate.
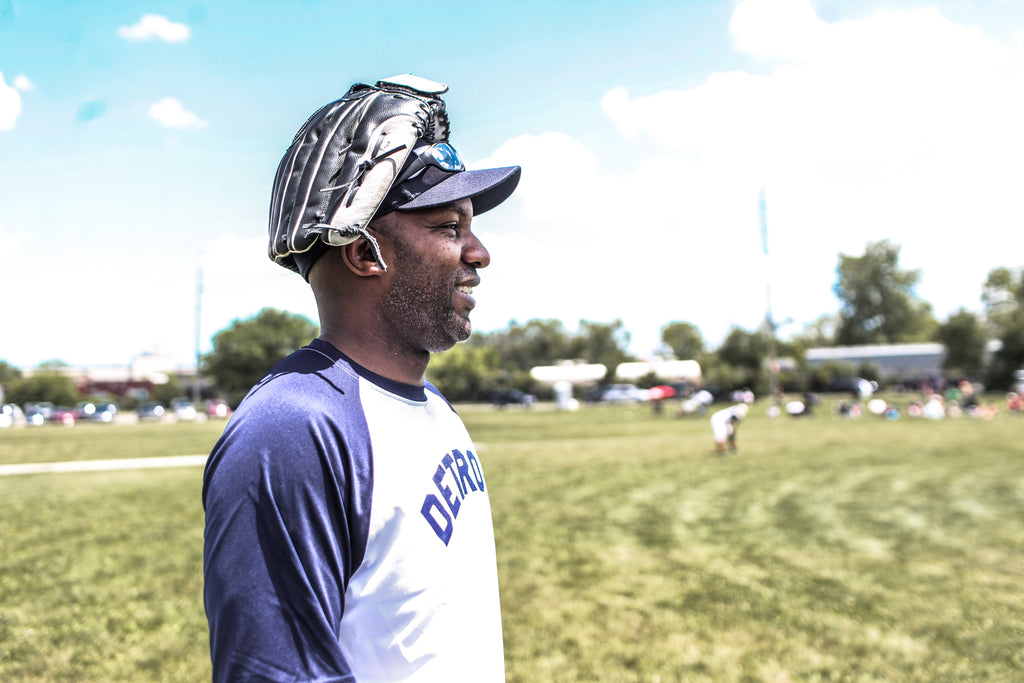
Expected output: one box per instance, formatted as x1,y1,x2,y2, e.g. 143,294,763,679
2,0,1024,369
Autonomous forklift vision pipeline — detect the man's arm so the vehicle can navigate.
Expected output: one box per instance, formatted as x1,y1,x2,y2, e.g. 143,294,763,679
203,393,371,682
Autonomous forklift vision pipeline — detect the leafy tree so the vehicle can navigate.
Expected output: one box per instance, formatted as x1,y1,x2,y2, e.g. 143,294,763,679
483,319,574,372
982,267,1024,389
704,326,801,395
717,327,769,374
427,344,503,402
660,321,705,362
712,326,770,393
992,315,1024,389
981,266,1022,326
700,352,745,394
479,318,634,386
0,360,22,385
833,240,936,345
936,309,988,379
152,374,188,406
790,314,838,350
568,319,634,383
806,359,857,392
5,360,79,407
203,308,319,406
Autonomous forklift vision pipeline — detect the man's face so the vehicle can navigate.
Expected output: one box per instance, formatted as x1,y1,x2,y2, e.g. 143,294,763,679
374,198,490,354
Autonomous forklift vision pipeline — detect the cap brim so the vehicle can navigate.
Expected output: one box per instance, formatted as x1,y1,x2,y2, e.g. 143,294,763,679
398,166,521,215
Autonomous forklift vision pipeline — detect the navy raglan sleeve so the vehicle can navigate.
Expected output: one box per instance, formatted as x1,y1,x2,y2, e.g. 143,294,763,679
202,377,372,682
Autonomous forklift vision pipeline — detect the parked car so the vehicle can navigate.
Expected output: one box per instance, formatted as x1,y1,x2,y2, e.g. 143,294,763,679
0,403,26,428
171,398,198,422
24,402,54,426
75,401,118,423
491,389,537,408
137,401,166,421
205,399,231,419
48,407,77,427
600,384,650,404
824,377,876,398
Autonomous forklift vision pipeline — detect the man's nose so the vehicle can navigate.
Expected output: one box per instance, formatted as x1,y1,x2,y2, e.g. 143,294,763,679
464,232,490,269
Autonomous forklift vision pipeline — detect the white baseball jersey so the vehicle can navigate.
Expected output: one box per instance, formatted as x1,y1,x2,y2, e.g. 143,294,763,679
203,339,504,682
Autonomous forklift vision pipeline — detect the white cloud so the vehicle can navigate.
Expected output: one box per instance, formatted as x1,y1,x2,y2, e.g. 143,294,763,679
729,0,829,62
13,74,33,91
0,71,22,131
148,97,206,129
487,0,1024,355
198,233,319,352
470,129,771,356
0,225,23,256
475,132,610,232
0,231,313,368
117,14,191,43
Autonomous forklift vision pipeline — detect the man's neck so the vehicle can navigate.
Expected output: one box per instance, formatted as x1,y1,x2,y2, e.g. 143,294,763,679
317,329,429,386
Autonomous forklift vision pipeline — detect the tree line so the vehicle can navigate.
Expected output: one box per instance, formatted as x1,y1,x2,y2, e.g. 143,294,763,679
434,241,1023,401
2,241,1022,406
199,241,1022,403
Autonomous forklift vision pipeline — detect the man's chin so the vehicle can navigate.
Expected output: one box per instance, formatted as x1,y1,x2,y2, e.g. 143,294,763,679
425,319,472,353
450,312,473,341
448,323,473,347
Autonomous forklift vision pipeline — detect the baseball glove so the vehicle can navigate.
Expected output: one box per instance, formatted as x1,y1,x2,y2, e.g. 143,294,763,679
268,75,452,276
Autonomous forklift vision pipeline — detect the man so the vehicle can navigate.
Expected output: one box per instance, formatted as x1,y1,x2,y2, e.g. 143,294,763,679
709,402,748,453
203,75,521,682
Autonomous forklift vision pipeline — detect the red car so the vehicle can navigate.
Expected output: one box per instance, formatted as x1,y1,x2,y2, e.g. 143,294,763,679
48,407,77,427
206,399,231,419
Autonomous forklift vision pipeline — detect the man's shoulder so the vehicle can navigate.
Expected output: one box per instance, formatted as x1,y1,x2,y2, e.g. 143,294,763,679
206,346,370,479
246,345,357,404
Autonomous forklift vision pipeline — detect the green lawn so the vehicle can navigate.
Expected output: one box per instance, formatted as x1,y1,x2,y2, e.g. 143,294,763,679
0,420,227,465
1,402,1021,681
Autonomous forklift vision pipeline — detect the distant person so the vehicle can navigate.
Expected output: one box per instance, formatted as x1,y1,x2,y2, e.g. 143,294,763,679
679,388,714,416
784,391,816,417
710,403,748,453
856,378,876,400
907,395,924,417
923,393,946,420
731,387,755,404
202,75,521,682
958,380,979,415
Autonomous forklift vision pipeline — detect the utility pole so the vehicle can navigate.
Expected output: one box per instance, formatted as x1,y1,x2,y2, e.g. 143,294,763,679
760,189,779,400
193,261,203,405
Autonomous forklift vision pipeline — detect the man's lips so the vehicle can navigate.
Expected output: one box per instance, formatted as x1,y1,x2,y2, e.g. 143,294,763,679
455,278,480,307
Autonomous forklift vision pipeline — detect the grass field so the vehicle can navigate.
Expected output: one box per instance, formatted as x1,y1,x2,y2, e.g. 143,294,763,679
1,400,1022,681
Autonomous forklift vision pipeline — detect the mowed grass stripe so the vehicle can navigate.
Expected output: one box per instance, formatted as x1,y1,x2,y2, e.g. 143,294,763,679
477,405,1024,682
1,402,1022,681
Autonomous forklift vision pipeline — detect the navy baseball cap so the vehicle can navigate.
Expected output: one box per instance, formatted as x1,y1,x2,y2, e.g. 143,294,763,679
294,140,520,279
375,139,521,217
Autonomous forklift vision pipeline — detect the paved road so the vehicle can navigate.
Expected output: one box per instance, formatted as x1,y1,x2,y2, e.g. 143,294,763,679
0,454,209,476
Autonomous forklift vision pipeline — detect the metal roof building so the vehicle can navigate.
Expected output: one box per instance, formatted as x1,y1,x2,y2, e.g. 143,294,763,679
805,341,1000,381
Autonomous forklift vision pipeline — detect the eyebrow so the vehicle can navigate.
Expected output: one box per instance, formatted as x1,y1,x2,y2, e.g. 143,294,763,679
420,201,471,222
440,202,471,219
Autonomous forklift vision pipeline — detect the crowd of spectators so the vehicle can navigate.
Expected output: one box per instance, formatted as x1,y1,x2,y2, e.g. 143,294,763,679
833,379,1022,421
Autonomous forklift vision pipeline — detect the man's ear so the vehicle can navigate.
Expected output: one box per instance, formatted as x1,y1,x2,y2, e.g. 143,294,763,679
341,236,388,277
